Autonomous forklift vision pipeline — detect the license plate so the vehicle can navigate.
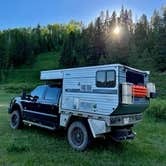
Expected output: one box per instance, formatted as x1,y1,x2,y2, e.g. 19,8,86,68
124,117,130,124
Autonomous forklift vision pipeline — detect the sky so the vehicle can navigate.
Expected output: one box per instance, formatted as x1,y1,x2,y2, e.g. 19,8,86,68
0,0,165,30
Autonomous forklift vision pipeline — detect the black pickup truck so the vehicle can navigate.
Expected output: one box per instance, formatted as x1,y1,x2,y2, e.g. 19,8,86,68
9,85,62,130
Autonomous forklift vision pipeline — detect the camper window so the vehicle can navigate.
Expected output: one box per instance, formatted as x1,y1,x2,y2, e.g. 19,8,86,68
126,70,144,85
96,70,116,88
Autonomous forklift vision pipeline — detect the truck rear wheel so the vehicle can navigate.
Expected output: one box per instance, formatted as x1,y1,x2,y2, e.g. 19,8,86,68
67,121,91,151
10,110,23,129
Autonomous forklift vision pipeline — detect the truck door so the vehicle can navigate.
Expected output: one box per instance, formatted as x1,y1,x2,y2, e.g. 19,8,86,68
38,86,61,127
22,85,47,121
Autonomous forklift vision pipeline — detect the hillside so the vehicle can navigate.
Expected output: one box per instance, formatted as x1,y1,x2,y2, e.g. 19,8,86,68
0,52,60,93
0,51,165,99
0,50,164,121
0,52,59,92
4,52,60,83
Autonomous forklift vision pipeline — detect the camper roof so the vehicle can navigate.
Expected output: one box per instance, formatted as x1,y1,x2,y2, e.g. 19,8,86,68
40,64,149,80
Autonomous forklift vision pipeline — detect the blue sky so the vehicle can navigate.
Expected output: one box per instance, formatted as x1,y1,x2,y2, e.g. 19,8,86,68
0,0,165,30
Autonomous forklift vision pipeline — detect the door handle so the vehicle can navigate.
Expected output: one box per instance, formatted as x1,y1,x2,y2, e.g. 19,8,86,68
37,103,40,108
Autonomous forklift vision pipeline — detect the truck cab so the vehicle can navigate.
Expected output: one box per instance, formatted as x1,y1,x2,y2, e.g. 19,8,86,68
9,85,62,130
8,64,156,151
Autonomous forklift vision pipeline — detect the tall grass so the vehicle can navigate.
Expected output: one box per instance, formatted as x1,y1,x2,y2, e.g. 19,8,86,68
146,99,166,120
0,83,40,94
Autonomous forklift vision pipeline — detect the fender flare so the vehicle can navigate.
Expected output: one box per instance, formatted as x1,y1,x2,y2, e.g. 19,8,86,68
10,101,24,117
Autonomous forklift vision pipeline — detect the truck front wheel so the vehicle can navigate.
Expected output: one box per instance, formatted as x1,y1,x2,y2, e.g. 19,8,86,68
10,110,23,129
67,121,91,151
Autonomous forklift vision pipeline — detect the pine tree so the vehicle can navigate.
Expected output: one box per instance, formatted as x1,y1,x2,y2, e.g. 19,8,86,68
155,7,166,71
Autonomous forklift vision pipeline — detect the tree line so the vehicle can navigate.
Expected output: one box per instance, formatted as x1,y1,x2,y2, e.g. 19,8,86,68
0,22,81,68
60,6,166,72
0,6,165,72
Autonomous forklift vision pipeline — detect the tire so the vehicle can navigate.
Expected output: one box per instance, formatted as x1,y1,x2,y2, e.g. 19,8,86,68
67,121,91,151
10,110,23,129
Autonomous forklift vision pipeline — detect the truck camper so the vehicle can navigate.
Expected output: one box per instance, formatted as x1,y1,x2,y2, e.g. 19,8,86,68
8,64,156,151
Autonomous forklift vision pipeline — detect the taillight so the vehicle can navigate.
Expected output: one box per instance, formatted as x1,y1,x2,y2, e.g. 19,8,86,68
147,83,156,98
122,83,148,104
122,83,133,104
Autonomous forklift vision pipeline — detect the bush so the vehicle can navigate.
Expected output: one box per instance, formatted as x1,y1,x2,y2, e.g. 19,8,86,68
146,99,166,120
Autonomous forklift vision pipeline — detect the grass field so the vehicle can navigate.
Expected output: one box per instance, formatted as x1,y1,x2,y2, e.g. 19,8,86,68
0,90,165,166
2,52,60,84
0,52,165,165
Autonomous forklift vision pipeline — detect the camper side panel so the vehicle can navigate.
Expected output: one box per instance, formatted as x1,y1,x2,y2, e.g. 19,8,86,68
61,66,119,116
118,66,126,84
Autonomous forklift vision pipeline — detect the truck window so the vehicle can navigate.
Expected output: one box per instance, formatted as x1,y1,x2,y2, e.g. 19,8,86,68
96,70,116,88
31,85,46,99
44,86,61,104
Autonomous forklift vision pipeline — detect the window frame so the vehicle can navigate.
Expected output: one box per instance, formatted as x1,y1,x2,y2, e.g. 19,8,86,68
126,70,144,85
96,70,116,88
44,86,61,104
30,85,47,100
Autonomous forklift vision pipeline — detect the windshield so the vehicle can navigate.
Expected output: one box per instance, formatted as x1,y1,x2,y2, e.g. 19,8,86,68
31,85,46,99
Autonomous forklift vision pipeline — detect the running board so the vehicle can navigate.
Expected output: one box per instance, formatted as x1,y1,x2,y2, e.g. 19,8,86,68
23,120,56,130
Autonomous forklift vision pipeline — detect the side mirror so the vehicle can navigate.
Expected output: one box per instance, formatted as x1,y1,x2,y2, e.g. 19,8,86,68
21,90,26,100
33,96,39,102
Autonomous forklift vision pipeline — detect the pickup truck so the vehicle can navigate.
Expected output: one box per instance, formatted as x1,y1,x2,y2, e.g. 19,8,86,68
8,64,156,151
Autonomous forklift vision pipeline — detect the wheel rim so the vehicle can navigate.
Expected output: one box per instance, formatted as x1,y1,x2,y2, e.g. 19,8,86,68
71,127,84,146
11,114,18,127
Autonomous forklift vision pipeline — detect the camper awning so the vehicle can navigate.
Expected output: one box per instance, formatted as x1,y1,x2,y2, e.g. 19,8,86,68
40,70,64,80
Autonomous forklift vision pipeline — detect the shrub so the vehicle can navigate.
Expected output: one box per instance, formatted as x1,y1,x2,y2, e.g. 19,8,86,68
146,99,166,120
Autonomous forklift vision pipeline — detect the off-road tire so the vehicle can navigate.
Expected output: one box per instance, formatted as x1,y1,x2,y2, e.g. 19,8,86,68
10,110,23,129
67,121,91,151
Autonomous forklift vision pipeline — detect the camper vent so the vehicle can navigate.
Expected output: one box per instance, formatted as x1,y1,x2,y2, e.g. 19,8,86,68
80,85,92,92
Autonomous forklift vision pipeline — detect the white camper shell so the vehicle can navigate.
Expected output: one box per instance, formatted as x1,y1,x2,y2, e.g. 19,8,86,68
40,64,155,140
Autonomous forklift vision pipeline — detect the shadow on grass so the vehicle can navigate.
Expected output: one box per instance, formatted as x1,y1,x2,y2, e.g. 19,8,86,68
22,124,66,138
90,138,129,152
17,124,133,153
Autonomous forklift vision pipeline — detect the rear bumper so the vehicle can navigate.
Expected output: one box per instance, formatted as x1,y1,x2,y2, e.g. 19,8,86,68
109,113,143,126
111,128,136,142
112,103,149,115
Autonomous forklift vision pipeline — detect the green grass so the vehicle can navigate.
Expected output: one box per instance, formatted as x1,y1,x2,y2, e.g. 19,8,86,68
146,99,166,120
150,72,166,99
0,51,165,165
0,90,165,166
2,52,60,84
0,51,60,94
